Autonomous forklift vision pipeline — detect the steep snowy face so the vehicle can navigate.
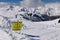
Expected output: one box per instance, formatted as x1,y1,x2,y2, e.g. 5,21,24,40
0,2,60,21
45,8,56,16
45,3,60,16
0,2,60,16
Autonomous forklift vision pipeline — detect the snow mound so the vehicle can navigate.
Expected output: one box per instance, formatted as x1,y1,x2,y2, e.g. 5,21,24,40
0,30,12,40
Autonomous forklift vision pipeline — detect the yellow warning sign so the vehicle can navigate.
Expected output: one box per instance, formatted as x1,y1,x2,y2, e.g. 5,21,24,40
12,21,22,31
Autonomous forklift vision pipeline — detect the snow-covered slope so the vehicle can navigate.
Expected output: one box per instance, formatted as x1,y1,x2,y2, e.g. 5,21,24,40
0,2,60,40
0,29,12,40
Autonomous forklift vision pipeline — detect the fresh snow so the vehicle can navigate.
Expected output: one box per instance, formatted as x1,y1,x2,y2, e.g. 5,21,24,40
0,3,60,40
0,29,12,40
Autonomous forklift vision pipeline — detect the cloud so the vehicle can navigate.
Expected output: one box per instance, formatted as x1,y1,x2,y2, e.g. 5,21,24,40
20,0,44,8
0,2,9,8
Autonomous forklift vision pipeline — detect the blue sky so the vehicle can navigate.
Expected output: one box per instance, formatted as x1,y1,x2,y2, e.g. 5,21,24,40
0,0,22,3
42,0,60,3
0,0,60,3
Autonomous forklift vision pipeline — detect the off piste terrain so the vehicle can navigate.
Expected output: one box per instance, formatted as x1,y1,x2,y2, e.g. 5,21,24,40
0,2,60,40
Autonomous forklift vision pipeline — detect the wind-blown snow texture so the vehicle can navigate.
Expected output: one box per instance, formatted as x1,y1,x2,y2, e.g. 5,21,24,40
0,2,60,40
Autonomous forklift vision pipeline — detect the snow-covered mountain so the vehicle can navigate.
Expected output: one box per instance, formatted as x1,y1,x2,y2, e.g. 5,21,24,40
0,2,60,40
0,3,60,17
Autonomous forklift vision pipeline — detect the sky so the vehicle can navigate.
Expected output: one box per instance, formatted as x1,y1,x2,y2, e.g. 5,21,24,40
42,0,60,3
0,0,60,3
0,0,60,8
0,0,22,3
